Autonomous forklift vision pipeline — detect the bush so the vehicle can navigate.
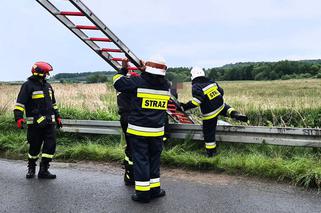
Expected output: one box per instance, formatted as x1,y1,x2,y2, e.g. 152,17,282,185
297,73,312,79
254,72,268,80
86,74,109,83
281,74,291,80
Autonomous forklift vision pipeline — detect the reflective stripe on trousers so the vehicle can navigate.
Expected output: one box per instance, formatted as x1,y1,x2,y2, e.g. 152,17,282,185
205,142,216,149
150,178,160,188
202,104,225,120
127,124,165,137
135,181,150,191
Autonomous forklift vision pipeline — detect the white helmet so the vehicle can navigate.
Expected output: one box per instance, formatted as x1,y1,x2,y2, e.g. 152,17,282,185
145,55,167,76
191,66,205,80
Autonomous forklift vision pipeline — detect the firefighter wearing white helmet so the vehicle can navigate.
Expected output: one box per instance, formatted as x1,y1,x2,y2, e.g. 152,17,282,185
191,66,205,80
113,56,170,203
181,66,248,157
144,56,167,76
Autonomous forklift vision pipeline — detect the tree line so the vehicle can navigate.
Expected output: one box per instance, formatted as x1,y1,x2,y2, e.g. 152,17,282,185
52,71,114,83
51,59,321,83
206,60,321,81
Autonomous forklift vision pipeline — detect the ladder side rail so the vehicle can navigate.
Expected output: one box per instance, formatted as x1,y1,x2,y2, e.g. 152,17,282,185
69,0,192,123
69,0,142,68
36,0,194,124
36,0,121,71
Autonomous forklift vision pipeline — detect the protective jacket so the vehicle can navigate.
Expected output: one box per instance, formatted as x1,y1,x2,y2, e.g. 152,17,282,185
116,70,137,115
117,92,132,114
183,76,225,120
113,71,171,137
14,76,60,125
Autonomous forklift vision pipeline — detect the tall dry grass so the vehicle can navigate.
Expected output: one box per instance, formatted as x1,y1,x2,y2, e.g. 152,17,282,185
1,79,321,123
0,84,20,115
53,83,116,111
0,83,118,114
178,79,321,113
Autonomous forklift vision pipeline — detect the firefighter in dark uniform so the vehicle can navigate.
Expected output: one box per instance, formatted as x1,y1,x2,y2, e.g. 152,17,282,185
116,59,140,186
181,67,248,157
113,56,170,203
13,62,62,179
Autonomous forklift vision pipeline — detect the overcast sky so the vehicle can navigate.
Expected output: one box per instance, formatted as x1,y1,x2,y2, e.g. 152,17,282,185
1,0,321,81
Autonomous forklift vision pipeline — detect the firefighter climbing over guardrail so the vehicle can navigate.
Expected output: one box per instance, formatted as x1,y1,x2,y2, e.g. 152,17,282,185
180,67,248,157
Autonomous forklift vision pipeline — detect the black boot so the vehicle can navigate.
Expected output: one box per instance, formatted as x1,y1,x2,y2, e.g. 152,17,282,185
38,161,56,179
231,111,248,122
151,189,166,199
26,159,36,179
124,170,134,186
131,193,150,203
124,161,134,186
206,148,218,158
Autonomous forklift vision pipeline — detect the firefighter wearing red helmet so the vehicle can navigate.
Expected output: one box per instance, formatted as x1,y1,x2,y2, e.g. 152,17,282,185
14,62,62,179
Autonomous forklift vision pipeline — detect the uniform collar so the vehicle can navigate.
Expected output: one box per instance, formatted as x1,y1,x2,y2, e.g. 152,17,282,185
192,76,211,84
28,75,46,84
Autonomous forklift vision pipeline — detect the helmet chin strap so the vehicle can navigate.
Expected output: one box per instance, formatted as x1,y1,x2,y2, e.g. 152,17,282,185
33,73,48,81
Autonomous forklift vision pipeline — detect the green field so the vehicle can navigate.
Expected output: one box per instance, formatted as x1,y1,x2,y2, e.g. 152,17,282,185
2,79,321,127
1,79,321,189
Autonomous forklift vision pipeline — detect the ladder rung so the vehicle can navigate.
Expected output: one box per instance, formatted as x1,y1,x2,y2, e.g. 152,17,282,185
179,117,190,121
182,119,191,122
88,37,112,42
59,11,84,16
75,25,98,30
127,67,139,71
172,113,186,117
101,48,122,53
111,58,123,61
180,120,193,124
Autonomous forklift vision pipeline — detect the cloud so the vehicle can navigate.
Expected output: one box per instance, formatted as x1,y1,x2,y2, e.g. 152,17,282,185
1,0,321,80
86,0,321,27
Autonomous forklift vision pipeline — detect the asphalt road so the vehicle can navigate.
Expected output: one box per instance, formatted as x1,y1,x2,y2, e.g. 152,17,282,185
0,159,320,213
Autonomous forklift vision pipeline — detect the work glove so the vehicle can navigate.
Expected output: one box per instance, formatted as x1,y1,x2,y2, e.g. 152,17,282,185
138,60,146,72
17,118,26,129
231,111,248,122
56,117,63,129
179,102,187,111
118,58,129,75
121,58,129,70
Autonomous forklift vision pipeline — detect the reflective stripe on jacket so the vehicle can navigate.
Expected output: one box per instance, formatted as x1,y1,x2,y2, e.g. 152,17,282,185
113,72,170,137
13,76,60,124
187,76,225,120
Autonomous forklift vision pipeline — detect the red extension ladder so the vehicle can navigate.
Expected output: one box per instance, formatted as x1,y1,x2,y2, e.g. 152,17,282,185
36,0,194,124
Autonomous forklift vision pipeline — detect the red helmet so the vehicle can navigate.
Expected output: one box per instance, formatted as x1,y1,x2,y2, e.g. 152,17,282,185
31,61,53,77
129,71,140,77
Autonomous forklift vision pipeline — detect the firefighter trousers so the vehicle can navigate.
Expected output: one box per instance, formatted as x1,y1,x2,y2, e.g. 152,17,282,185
202,104,234,150
130,135,163,200
120,113,134,181
27,124,56,162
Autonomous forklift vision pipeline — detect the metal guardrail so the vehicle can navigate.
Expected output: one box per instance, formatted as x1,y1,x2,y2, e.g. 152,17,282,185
61,119,321,148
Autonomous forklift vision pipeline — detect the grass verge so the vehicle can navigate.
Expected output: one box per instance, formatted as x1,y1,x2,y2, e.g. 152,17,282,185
1,114,321,189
